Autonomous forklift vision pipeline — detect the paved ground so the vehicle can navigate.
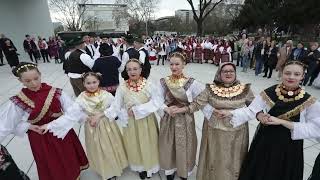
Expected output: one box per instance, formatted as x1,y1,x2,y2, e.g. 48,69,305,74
0,61,319,180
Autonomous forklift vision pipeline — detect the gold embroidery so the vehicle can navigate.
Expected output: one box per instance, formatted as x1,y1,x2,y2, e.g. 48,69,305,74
275,84,305,102
17,91,35,108
165,75,188,88
28,88,56,124
278,96,317,121
260,91,275,107
210,84,245,98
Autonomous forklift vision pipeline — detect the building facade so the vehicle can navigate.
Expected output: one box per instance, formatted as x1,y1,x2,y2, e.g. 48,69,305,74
175,9,196,24
80,3,129,32
0,0,53,58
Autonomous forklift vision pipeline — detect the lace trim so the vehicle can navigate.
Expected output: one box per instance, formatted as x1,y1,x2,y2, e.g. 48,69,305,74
277,96,317,121
28,88,56,124
9,96,32,113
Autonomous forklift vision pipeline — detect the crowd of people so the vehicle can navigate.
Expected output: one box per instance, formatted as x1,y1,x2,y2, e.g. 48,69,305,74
0,34,65,69
0,31,320,180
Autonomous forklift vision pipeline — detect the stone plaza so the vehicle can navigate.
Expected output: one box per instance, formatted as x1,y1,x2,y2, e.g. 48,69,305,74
0,62,319,180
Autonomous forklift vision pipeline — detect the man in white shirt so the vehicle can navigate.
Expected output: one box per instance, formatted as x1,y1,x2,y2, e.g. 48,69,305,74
64,36,94,96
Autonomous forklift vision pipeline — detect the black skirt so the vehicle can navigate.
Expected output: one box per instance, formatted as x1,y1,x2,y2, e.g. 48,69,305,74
238,124,303,180
309,153,320,180
0,145,30,180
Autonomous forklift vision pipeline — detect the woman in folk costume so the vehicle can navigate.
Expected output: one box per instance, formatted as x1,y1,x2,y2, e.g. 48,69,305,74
0,62,88,180
221,40,232,63
184,41,193,63
219,61,320,180
157,52,208,180
171,62,255,180
193,38,203,64
41,72,128,180
202,39,213,63
102,59,160,179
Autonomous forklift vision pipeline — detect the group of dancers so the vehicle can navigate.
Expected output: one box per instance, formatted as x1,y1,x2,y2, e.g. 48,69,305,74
0,50,320,180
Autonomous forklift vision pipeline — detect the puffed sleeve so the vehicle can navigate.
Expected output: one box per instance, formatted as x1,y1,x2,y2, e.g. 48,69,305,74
0,101,30,143
132,82,162,120
291,101,320,140
188,87,210,113
186,80,205,102
230,94,268,127
245,88,255,106
47,92,87,139
105,86,125,122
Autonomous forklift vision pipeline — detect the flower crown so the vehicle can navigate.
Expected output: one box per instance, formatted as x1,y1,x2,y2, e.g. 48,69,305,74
16,64,37,74
81,72,102,79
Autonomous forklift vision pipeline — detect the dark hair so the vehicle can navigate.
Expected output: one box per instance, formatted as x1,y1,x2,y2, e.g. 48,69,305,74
284,60,307,72
169,52,187,63
25,34,30,38
12,62,39,77
81,72,102,83
99,43,113,56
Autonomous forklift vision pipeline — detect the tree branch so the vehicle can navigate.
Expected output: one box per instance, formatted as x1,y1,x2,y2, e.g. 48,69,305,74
203,0,224,19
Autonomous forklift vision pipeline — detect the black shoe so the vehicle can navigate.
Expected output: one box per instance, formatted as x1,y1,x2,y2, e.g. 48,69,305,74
139,171,147,179
308,83,313,86
107,176,116,180
180,177,187,180
263,75,267,77
167,174,175,180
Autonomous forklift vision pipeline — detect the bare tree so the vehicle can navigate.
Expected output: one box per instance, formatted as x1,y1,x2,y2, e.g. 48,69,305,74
186,0,225,36
113,0,159,35
49,0,92,31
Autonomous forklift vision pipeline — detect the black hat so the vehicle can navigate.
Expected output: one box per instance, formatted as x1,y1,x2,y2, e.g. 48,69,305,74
100,33,110,39
99,43,113,56
61,33,84,47
88,32,96,37
124,34,134,44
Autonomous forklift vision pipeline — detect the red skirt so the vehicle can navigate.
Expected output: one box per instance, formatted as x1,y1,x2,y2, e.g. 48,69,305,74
221,54,230,63
28,129,88,180
194,48,202,60
203,49,213,60
149,56,157,61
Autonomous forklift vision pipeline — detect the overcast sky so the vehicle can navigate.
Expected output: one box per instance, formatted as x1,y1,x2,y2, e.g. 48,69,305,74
50,0,192,21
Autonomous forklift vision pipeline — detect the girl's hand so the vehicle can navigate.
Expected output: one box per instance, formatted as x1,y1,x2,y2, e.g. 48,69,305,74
29,125,44,135
39,124,49,134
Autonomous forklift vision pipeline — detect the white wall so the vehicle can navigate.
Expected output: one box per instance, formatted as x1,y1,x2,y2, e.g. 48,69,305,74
0,0,53,60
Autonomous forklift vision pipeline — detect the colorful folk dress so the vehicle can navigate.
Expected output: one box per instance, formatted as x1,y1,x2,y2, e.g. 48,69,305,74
105,78,160,178
187,83,254,180
47,89,128,179
231,84,320,180
7,83,88,180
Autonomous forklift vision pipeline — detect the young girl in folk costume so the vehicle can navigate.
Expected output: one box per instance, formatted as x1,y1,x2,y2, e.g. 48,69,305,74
157,52,208,180
94,59,160,179
219,61,320,180
171,62,255,180
41,72,128,180
0,62,88,180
